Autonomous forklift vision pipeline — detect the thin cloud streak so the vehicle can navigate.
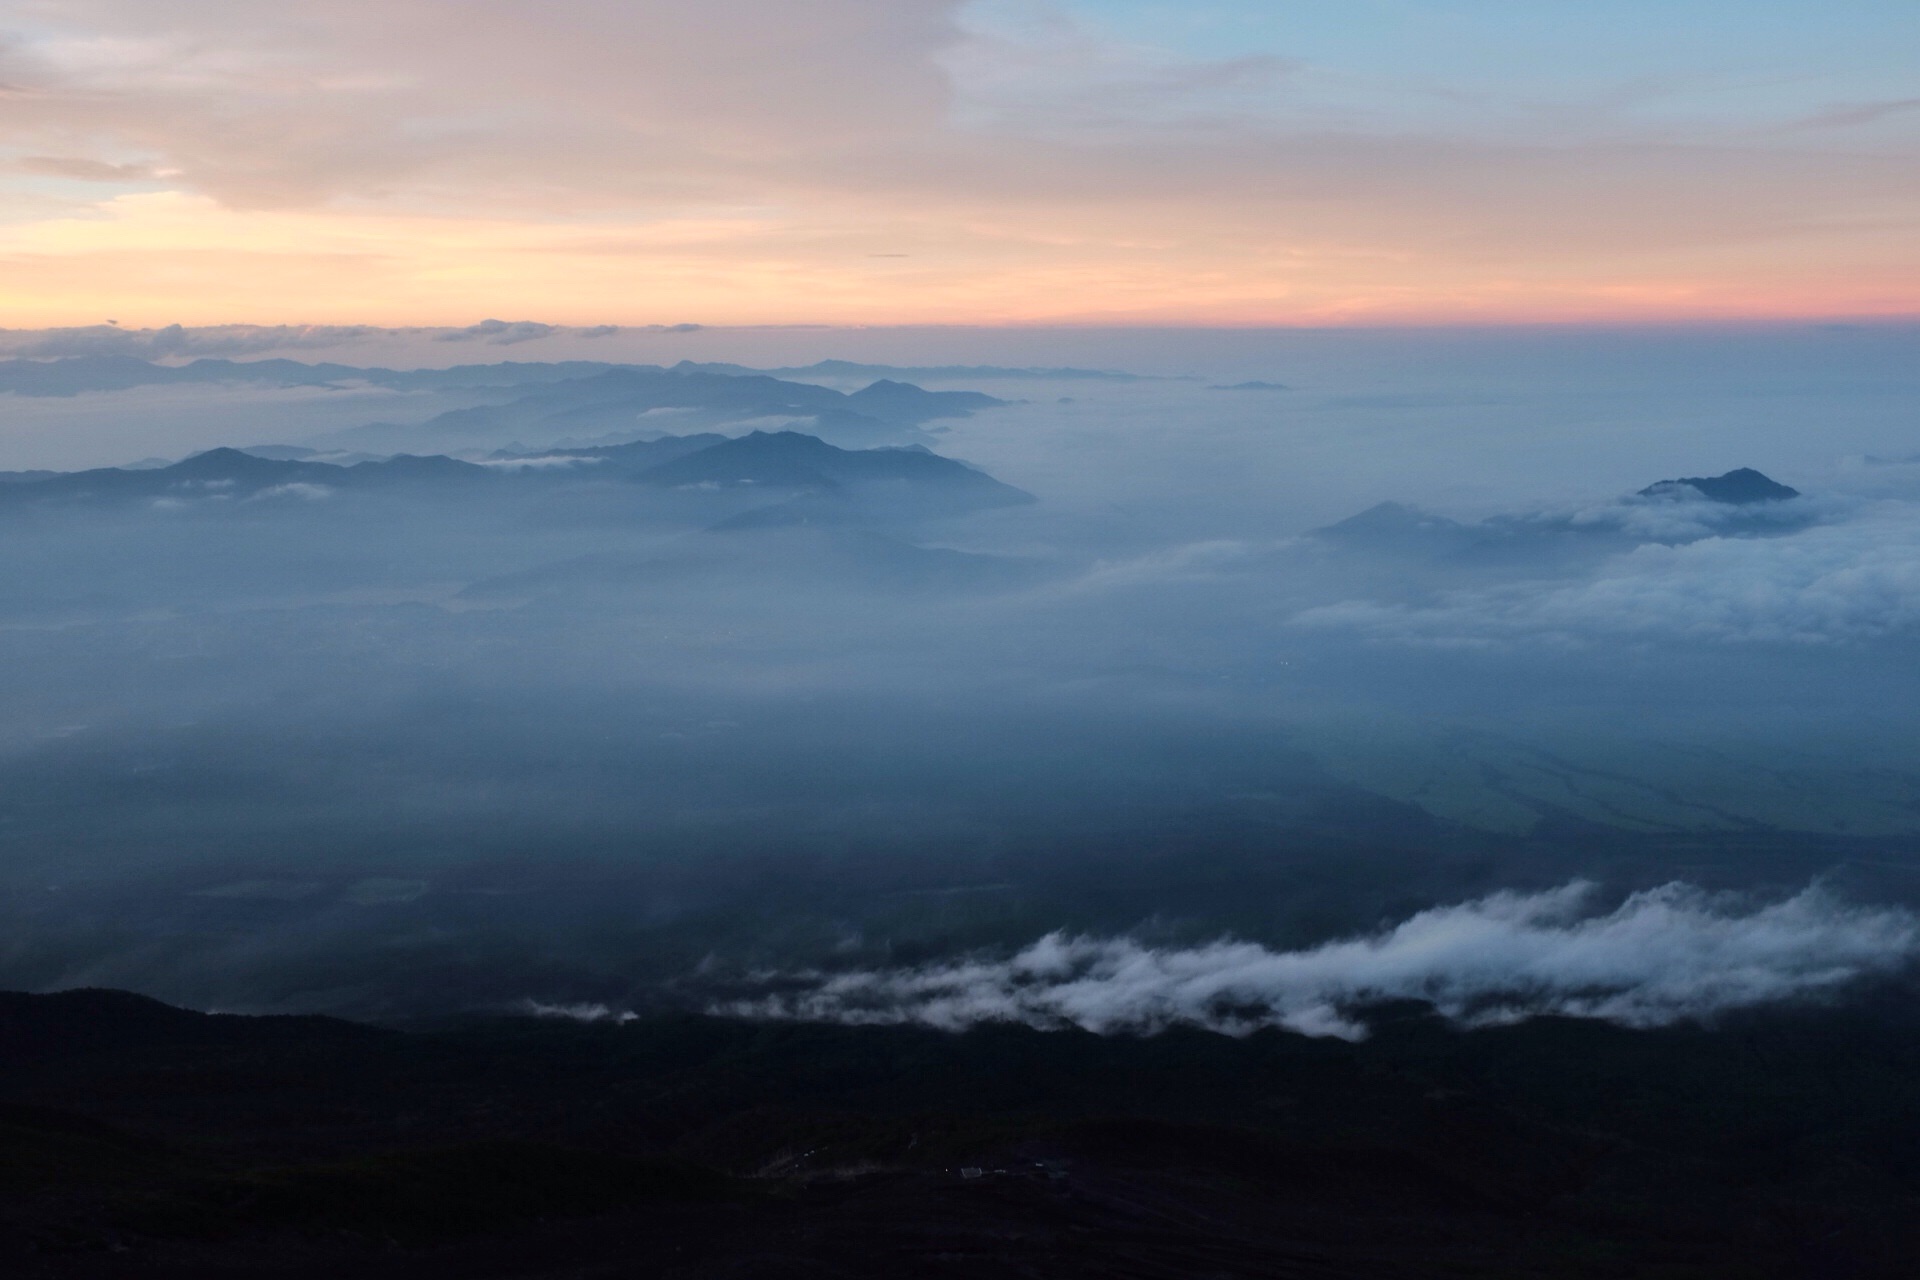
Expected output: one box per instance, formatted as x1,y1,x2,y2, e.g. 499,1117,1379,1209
1778,97,1920,133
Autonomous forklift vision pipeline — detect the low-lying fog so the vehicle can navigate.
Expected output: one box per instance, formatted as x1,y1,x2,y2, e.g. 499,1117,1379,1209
1,323,1916,1029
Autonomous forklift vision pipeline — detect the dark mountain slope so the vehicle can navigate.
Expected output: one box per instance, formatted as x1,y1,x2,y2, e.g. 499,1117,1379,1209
2,988,1919,1276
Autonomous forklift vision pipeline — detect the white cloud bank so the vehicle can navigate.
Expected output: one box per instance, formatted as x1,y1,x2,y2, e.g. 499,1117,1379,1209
1295,500,1920,648
711,882,1918,1040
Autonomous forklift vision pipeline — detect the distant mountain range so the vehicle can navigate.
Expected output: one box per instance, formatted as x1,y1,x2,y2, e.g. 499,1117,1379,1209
0,431,1033,528
0,447,489,508
0,356,1015,454
672,359,1160,382
0,355,1144,398
0,354,617,397
315,365,1004,453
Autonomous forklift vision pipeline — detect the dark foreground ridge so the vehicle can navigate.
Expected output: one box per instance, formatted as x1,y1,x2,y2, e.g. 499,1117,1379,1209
4,987,1919,1277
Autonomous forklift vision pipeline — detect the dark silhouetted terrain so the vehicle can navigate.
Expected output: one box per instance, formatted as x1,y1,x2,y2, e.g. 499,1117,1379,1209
4,988,1920,1278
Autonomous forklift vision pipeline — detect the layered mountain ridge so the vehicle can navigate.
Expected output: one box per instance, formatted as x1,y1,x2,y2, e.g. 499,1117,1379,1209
0,431,1032,525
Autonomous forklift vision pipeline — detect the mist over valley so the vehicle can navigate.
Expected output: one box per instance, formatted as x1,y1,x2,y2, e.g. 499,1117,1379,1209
1,326,1915,1028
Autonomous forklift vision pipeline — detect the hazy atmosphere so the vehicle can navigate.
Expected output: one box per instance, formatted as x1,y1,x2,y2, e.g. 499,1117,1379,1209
4,5,1919,1275
0,320,1915,1028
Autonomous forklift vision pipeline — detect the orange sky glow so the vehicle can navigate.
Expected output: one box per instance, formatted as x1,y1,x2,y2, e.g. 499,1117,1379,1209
3,1,1917,328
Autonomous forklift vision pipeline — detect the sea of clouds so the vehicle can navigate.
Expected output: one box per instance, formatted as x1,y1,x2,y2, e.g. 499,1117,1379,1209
2,324,1916,1014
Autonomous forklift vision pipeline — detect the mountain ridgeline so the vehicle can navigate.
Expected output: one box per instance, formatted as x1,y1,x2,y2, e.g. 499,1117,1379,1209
1637,466,1802,504
0,431,1033,526
0,360,1040,613
0,355,1009,453
1309,466,1812,581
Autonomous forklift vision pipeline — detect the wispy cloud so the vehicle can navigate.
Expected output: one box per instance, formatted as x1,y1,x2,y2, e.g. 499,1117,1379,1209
0,321,387,358
709,882,1918,1040
15,155,157,182
435,319,560,345
522,1000,637,1025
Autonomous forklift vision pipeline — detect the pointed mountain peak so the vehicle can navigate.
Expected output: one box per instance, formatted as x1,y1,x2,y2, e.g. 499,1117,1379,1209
1637,468,1799,504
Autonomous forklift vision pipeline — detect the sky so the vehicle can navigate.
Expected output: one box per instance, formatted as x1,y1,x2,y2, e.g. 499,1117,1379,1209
1,0,1918,327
